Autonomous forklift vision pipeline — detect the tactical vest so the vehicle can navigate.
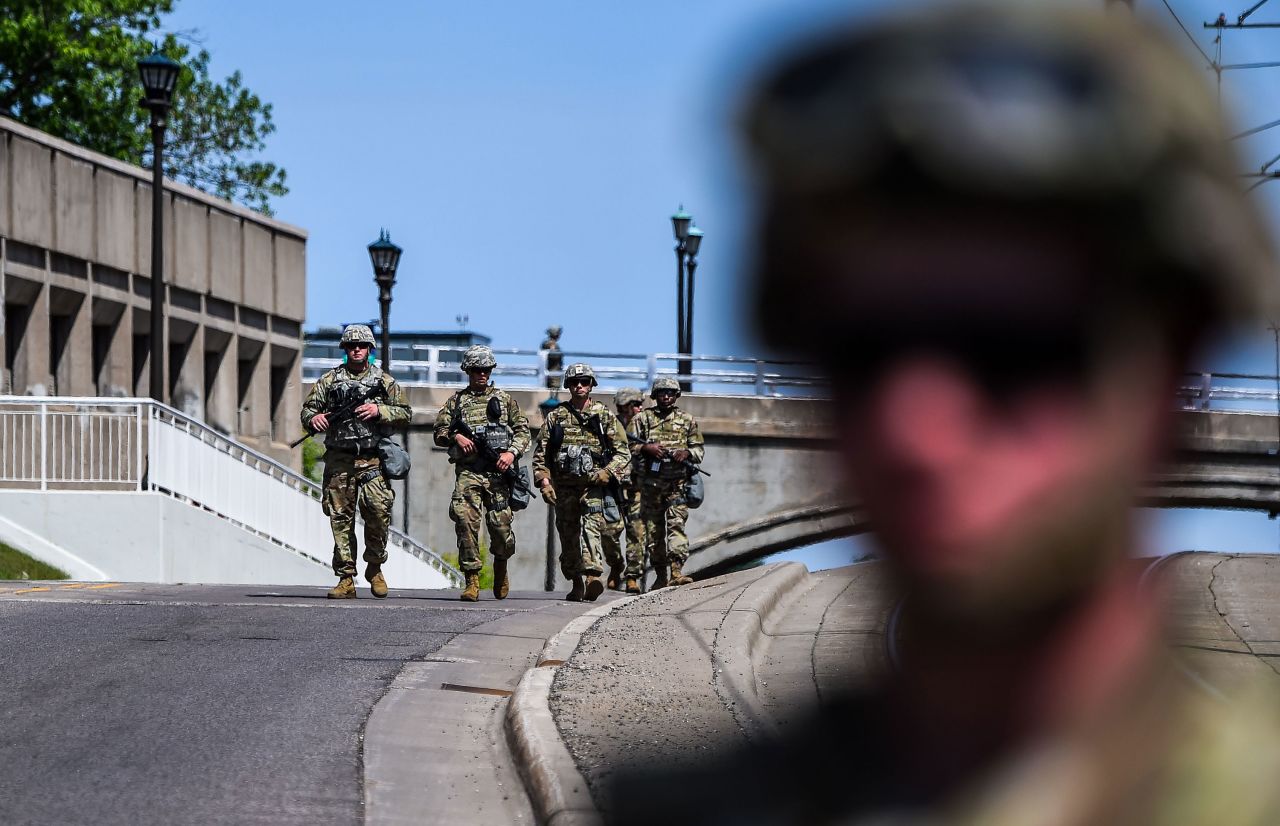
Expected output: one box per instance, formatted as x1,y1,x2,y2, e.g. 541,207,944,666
450,389,514,469
638,408,697,481
323,366,386,453
548,401,612,484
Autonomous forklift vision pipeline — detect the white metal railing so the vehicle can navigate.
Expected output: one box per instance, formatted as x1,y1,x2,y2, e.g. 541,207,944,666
302,344,827,398
0,396,462,586
1176,372,1280,413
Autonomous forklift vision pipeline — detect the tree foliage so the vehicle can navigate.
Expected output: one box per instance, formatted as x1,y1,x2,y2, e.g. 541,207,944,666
0,0,287,213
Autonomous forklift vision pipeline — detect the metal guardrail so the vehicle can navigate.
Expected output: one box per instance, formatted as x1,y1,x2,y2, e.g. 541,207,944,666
1176,372,1280,413
0,396,463,586
302,344,827,397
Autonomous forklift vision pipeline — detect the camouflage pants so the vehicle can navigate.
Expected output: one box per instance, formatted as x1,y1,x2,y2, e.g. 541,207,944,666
640,479,690,568
553,483,607,579
602,485,646,577
449,468,516,575
323,452,394,578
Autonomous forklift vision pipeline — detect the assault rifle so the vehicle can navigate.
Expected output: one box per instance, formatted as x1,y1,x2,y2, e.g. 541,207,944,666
450,403,533,499
292,382,387,449
627,432,710,477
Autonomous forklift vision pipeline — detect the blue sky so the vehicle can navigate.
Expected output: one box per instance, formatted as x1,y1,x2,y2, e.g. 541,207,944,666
162,1,1280,560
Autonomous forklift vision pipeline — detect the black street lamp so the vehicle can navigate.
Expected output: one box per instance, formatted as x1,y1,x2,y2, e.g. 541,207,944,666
670,206,705,392
367,229,403,373
136,50,181,402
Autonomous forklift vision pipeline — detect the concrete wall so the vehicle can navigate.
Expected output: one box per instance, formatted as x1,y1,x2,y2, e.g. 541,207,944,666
0,116,306,467
0,491,333,585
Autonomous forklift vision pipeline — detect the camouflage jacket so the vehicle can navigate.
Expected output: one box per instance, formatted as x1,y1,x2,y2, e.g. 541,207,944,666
433,385,531,471
300,364,411,453
628,406,704,480
532,400,629,487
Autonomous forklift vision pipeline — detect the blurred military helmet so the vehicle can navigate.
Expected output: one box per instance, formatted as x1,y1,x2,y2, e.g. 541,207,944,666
650,378,681,397
546,325,563,338
461,345,497,372
614,388,645,407
340,325,376,347
743,1,1277,350
563,363,597,387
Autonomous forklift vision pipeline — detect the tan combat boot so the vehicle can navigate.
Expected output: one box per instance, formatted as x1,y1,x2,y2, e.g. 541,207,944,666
460,573,481,602
327,577,357,599
606,563,623,591
584,574,605,602
493,557,510,600
624,577,640,594
566,575,585,602
365,564,388,599
670,561,693,586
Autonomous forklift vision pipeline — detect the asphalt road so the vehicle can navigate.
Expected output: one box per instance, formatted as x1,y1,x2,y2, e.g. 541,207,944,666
0,581,542,825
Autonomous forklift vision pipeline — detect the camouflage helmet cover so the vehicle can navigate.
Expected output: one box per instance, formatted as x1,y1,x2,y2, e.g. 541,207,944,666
650,377,681,398
743,1,1279,349
340,324,376,347
461,345,497,372
614,387,645,407
562,363,598,388
546,325,563,338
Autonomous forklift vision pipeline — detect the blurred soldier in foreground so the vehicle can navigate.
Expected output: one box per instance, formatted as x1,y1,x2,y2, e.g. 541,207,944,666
301,324,411,599
532,363,629,601
630,378,704,589
541,325,564,390
434,345,531,601
601,388,646,591
616,3,1280,823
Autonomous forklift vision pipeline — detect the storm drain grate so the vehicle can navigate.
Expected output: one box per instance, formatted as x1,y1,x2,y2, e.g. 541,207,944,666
439,682,513,697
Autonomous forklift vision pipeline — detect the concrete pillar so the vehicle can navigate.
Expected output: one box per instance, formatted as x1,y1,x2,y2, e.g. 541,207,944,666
131,305,150,397
5,276,50,395
169,318,202,419
268,345,299,447
48,286,92,396
203,328,235,435
91,297,131,397
236,336,270,442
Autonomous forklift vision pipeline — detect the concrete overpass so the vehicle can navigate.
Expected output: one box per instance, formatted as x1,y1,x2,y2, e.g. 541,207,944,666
362,385,1280,590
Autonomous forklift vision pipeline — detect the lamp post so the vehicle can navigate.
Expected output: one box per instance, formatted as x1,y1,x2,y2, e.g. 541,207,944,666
367,230,403,373
539,395,561,591
670,206,705,392
136,51,181,402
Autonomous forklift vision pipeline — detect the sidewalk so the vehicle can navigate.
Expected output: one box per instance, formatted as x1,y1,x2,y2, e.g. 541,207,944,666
545,561,886,819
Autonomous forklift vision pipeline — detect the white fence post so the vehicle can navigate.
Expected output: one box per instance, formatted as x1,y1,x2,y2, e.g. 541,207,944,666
646,354,658,389
427,346,439,385
39,404,47,491
755,360,767,396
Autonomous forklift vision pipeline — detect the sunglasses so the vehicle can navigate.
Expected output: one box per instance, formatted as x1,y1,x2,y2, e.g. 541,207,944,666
566,378,593,387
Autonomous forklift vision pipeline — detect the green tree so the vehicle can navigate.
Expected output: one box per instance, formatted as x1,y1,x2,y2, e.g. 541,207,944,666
0,0,287,213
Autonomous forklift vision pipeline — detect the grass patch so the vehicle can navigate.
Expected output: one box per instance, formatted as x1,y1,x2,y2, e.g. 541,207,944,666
0,542,68,580
441,544,495,589
302,438,324,483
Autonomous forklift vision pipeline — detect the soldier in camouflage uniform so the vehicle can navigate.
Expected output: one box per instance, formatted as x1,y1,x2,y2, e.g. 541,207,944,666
630,377,704,588
300,324,411,599
531,363,630,602
601,388,646,592
433,345,531,601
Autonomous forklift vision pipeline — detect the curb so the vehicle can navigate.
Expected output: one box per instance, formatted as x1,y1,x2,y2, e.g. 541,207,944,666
712,561,812,743
505,594,639,826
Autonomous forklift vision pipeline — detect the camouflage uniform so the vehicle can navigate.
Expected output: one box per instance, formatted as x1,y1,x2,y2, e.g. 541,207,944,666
630,404,704,573
433,386,531,575
300,362,411,578
602,390,647,582
532,400,629,579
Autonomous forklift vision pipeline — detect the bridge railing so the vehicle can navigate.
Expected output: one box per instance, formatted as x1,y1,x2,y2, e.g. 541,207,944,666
0,396,462,586
1176,372,1280,413
302,344,827,397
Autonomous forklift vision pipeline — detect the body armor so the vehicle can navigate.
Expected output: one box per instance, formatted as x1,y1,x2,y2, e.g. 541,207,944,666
323,366,386,453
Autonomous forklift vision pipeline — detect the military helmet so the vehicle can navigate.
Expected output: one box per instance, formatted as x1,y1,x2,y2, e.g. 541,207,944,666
743,1,1278,351
563,363,597,388
614,387,644,407
650,377,681,398
546,325,562,338
461,345,497,372
340,324,376,347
